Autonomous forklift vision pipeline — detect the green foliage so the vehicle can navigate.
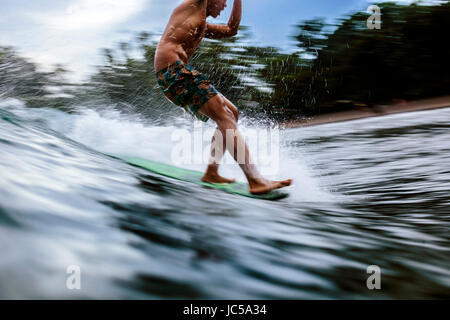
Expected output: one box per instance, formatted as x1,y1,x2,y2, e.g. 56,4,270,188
278,1,450,114
85,32,164,116
0,46,78,111
0,46,48,105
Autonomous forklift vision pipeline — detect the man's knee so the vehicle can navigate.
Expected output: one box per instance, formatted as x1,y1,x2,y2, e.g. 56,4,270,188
222,97,239,122
219,105,237,125
230,105,239,122
201,95,238,125
203,96,233,122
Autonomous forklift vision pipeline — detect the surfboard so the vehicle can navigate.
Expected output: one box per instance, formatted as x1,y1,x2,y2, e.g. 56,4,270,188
121,157,289,200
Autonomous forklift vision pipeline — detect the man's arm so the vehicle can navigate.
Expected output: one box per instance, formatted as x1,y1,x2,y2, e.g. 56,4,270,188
205,0,242,39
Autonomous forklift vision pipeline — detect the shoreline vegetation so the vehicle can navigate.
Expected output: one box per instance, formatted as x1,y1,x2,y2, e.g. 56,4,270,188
1,1,449,124
283,95,450,128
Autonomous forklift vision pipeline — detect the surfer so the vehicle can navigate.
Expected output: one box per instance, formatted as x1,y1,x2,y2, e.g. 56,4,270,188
154,0,292,194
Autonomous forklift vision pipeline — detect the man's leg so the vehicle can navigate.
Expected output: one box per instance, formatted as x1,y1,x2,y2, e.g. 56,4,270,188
201,127,236,183
201,97,239,183
198,94,292,194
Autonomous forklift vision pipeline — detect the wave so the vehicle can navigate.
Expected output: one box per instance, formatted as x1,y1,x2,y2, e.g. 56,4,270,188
0,98,332,203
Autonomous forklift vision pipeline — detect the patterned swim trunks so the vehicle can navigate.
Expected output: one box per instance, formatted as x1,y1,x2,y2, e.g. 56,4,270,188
156,61,219,122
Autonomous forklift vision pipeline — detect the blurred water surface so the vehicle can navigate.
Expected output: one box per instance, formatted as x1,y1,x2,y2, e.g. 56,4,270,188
0,98,449,299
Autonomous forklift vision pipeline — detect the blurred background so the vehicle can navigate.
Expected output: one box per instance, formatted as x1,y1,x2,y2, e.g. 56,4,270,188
1,0,449,119
1,0,449,299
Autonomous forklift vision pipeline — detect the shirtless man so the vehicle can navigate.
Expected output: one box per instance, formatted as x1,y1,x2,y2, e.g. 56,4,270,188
154,0,292,194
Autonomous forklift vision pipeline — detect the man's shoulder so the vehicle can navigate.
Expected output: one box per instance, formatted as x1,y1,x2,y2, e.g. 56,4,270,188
175,0,203,13
174,1,198,12
172,2,205,26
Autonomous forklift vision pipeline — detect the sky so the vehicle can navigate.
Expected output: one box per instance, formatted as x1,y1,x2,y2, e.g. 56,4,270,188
0,0,430,82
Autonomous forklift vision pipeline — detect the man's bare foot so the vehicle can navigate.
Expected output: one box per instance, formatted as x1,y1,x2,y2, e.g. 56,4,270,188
201,172,236,184
249,178,292,194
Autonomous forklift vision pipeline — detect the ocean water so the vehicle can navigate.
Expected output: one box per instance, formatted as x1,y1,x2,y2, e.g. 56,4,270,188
0,98,449,299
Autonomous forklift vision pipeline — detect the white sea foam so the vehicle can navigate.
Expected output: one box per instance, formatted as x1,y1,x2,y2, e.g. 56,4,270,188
51,107,333,202
0,98,334,202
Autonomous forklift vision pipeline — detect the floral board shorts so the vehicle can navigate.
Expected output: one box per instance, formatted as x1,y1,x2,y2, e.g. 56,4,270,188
156,61,219,122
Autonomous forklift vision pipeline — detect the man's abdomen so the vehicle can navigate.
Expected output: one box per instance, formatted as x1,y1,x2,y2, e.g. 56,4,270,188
154,41,189,72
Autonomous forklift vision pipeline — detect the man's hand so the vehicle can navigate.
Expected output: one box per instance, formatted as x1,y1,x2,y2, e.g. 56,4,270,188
205,0,242,39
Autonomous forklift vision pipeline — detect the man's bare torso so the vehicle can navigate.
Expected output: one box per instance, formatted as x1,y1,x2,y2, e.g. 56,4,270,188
152,1,292,193
154,0,207,72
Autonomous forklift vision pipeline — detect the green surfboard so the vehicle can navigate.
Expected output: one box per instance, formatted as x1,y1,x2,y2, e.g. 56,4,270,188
121,157,289,200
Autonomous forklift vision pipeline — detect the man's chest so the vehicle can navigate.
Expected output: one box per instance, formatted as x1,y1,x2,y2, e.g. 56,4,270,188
185,20,207,44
